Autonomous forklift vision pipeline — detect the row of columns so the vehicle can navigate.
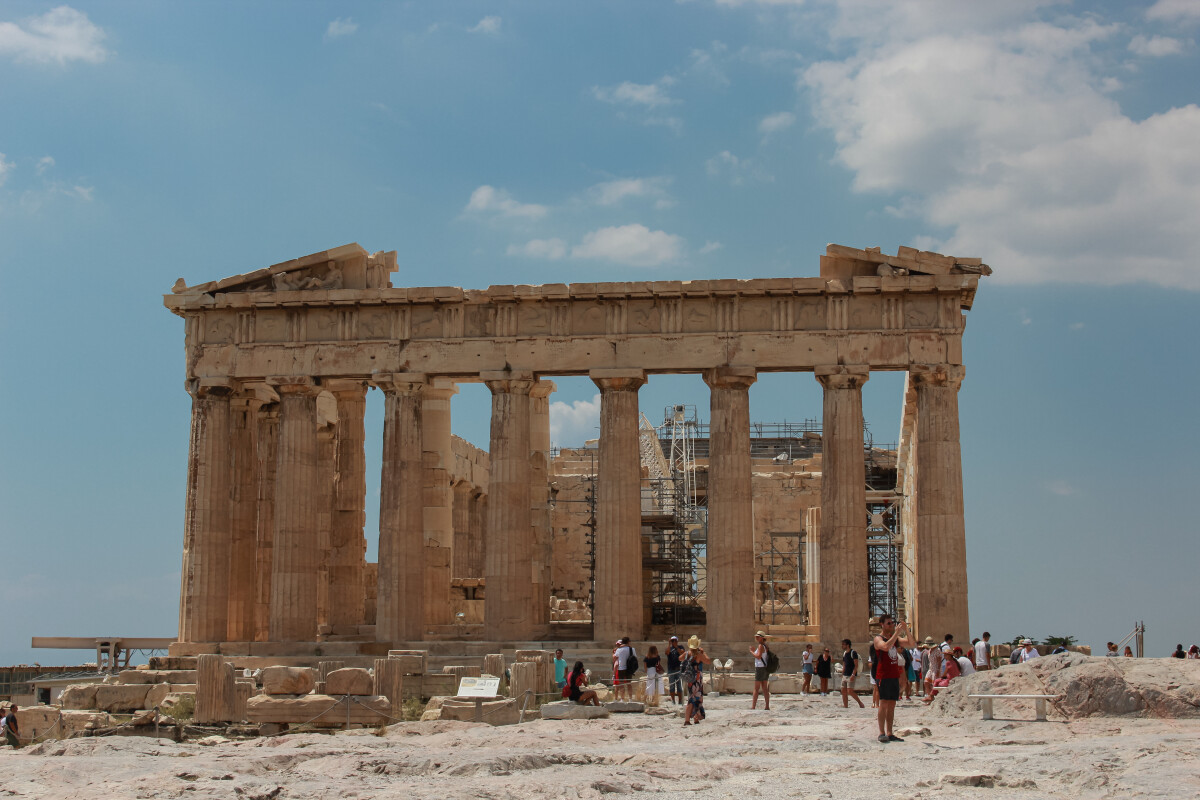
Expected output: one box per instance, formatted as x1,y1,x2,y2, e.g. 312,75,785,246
180,362,967,646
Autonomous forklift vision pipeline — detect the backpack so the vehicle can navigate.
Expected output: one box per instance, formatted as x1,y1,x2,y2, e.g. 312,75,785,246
765,648,780,674
681,655,699,684
622,646,638,675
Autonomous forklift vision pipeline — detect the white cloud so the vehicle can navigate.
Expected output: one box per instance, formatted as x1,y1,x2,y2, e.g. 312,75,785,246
1146,0,1200,22
699,241,723,255
571,224,683,267
802,6,1200,289
507,238,566,260
469,16,502,34
758,111,796,136
464,185,547,219
1128,34,1184,57
1047,480,1077,496
715,0,807,6
0,153,12,187
0,6,108,64
36,155,54,175
549,394,601,448
705,150,773,184
326,18,358,38
64,184,93,201
587,177,674,208
593,78,682,132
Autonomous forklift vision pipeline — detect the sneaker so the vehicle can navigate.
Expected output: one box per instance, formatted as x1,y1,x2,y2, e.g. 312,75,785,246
887,734,904,742
877,734,889,743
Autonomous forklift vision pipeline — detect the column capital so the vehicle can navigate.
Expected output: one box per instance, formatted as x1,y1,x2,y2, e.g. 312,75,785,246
372,372,427,395
590,368,646,392
186,377,235,399
530,379,557,399
814,365,870,391
324,378,369,397
909,364,965,389
229,394,265,413
266,375,320,396
703,366,757,390
425,377,460,399
482,370,535,394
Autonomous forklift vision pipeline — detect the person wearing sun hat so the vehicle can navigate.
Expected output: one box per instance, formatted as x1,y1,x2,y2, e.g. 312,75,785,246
751,630,771,710
682,635,711,725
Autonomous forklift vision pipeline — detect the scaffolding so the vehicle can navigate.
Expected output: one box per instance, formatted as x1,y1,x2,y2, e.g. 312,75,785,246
866,500,903,619
756,531,806,625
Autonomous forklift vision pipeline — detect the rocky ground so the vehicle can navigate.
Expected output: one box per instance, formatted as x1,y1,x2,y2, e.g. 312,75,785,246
3,688,1197,800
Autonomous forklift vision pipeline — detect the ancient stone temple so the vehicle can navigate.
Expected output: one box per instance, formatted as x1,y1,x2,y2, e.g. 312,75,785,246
165,243,989,655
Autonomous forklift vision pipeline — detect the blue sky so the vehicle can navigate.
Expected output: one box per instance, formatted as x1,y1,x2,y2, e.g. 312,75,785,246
1,1,1198,666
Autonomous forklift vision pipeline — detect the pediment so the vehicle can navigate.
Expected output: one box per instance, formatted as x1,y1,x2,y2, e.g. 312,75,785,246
171,244,397,295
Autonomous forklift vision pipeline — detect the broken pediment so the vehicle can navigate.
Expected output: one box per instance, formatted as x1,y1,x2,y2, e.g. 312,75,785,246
171,244,398,295
820,244,992,280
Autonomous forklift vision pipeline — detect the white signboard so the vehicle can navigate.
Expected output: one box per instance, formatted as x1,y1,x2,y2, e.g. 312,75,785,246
457,676,501,698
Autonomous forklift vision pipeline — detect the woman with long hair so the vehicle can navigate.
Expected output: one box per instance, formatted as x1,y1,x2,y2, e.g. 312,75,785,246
567,661,600,706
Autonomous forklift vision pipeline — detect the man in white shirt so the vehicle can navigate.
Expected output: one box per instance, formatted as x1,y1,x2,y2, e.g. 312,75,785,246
1020,638,1040,662
954,647,976,676
974,632,992,671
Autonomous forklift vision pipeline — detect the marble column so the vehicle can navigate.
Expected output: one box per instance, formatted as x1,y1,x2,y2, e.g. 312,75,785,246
253,402,279,642
911,364,969,644
267,377,322,642
703,366,757,641
529,380,556,627
179,379,233,643
814,365,870,646
482,372,535,640
422,379,457,627
452,480,473,579
469,492,488,579
314,417,336,630
590,369,646,644
326,379,368,633
226,391,262,642
375,374,426,643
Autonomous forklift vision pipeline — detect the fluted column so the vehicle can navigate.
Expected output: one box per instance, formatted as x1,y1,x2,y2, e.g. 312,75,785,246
530,380,556,627
704,366,757,641
911,364,969,644
375,374,426,643
268,377,321,642
315,418,336,629
591,369,646,644
422,379,457,627
452,480,473,579
815,365,870,646
482,372,535,640
469,492,487,579
226,391,262,642
326,380,367,633
179,379,233,643
253,402,279,641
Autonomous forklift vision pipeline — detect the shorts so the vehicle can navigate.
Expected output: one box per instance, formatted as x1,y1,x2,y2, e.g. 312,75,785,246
878,678,900,702
755,666,769,682
840,675,855,689
801,664,814,675
618,668,635,680
669,673,683,693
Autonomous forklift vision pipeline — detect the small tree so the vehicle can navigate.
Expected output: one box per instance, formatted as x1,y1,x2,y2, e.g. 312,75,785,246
1009,635,1037,646
1043,635,1077,647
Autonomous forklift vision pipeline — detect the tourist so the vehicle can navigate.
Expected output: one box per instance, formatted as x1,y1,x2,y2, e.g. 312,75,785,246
1009,643,1023,665
644,645,663,705
3,704,18,749
801,643,815,694
867,645,878,708
954,647,976,676
750,631,771,710
1123,646,1134,657
975,632,992,670
910,644,924,697
682,635,711,726
615,637,638,700
666,636,685,704
1020,639,1040,662
611,640,622,695
872,614,914,742
900,642,915,700
924,647,960,704
1104,641,1119,657
941,634,954,655
554,649,568,689
566,662,600,706
1188,645,1199,659
1171,644,1186,659
840,639,864,708
923,638,942,697
815,647,833,695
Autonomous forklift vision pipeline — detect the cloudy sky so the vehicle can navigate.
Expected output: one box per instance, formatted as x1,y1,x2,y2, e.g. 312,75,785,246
1,1,1197,665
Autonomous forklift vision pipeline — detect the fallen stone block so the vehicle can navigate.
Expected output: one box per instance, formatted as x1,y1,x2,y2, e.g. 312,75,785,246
158,693,195,715
939,773,998,788
540,701,612,720
95,684,152,713
244,694,391,725
261,666,315,696
604,701,645,713
15,706,62,742
326,668,374,696
58,684,99,710
60,710,114,737
432,697,520,726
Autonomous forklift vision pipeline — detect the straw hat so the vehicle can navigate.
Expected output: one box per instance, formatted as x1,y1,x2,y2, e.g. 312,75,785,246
923,636,936,647
687,635,702,650
755,630,770,638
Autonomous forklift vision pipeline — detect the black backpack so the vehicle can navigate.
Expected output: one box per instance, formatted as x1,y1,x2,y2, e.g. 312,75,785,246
765,647,780,674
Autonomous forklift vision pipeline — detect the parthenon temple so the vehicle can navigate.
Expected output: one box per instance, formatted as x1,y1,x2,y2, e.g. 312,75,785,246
165,242,990,656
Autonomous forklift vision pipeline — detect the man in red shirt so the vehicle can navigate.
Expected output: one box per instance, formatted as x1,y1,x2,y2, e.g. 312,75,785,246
872,613,914,743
